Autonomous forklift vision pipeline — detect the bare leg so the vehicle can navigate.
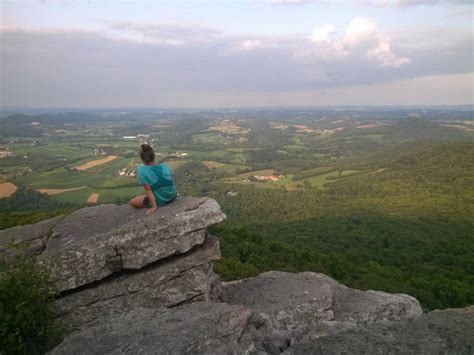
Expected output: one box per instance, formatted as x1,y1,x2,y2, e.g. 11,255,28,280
129,195,147,208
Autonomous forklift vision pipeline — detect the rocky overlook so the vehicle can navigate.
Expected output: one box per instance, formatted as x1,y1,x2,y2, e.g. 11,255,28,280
1,197,473,354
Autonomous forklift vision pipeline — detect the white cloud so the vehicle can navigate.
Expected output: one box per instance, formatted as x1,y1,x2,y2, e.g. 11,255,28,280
394,0,472,6
270,0,472,5
309,25,336,43
0,21,471,107
367,39,412,68
233,39,263,51
344,17,378,48
302,17,411,68
104,20,222,46
270,0,317,5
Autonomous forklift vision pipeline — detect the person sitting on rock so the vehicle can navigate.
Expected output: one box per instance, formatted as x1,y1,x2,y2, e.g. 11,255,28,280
129,144,177,215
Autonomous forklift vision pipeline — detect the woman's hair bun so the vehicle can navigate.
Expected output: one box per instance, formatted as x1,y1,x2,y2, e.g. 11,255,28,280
141,144,152,152
140,144,155,163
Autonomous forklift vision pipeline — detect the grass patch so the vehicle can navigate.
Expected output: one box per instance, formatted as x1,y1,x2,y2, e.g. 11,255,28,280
16,168,135,190
50,187,94,204
161,160,188,170
292,166,335,180
341,170,359,176
87,157,132,175
192,133,231,145
203,161,249,173
305,171,341,189
283,144,310,151
96,186,144,203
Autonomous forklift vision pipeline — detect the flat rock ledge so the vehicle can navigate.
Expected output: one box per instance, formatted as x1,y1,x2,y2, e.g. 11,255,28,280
1,196,226,330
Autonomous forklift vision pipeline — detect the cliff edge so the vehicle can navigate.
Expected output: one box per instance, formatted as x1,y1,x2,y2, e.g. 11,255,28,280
1,197,472,354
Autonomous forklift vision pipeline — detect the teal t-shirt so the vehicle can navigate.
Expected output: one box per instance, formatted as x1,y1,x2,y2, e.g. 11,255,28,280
136,163,177,206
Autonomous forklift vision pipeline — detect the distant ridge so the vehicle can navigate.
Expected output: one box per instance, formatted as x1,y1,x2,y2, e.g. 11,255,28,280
0,112,108,137
0,114,43,137
384,117,471,140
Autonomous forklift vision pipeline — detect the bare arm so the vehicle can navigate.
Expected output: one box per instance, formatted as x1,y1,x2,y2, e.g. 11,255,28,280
144,184,157,214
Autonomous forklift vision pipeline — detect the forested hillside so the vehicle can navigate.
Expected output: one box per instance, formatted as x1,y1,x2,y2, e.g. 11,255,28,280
1,109,473,311
210,141,474,311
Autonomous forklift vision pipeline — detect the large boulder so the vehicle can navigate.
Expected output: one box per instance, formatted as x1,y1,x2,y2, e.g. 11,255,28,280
221,271,422,343
49,303,256,355
283,306,474,355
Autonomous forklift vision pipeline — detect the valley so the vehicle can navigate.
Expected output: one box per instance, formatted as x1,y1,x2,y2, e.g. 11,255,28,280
0,106,473,311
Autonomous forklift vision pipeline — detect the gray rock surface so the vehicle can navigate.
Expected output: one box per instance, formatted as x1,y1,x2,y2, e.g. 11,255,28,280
50,303,256,355
1,196,226,332
221,271,422,343
0,216,63,257
50,269,474,355
39,197,226,292
50,299,474,355
55,235,221,330
283,306,474,355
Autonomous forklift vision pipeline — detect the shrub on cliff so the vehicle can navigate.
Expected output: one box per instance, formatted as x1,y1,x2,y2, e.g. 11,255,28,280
0,254,63,354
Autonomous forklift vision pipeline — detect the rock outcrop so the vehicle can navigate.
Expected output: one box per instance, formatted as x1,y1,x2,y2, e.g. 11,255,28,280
49,303,255,355
282,306,474,355
221,271,422,345
1,196,226,330
50,273,473,355
2,197,473,354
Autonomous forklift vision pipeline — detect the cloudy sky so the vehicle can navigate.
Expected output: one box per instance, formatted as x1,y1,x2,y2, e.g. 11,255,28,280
1,0,473,108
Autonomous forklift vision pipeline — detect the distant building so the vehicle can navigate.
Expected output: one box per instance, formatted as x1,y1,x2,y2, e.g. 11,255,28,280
91,148,107,156
118,168,136,177
254,175,279,181
0,151,13,158
171,152,188,158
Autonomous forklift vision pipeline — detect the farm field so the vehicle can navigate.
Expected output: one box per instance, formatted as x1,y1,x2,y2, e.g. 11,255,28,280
87,157,134,174
162,159,187,170
95,186,143,203
87,193,99,203
74,155,118,170
0,182,17,198
50,187,94,204
37,186,87,196
192,133,232,145
305,171,341,188
202,160,249,173
15,167,133,189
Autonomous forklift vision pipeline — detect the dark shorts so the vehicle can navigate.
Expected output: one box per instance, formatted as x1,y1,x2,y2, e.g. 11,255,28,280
143,193,177,208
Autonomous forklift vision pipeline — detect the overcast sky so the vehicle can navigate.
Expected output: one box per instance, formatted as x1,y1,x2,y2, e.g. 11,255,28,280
1,0,473,108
